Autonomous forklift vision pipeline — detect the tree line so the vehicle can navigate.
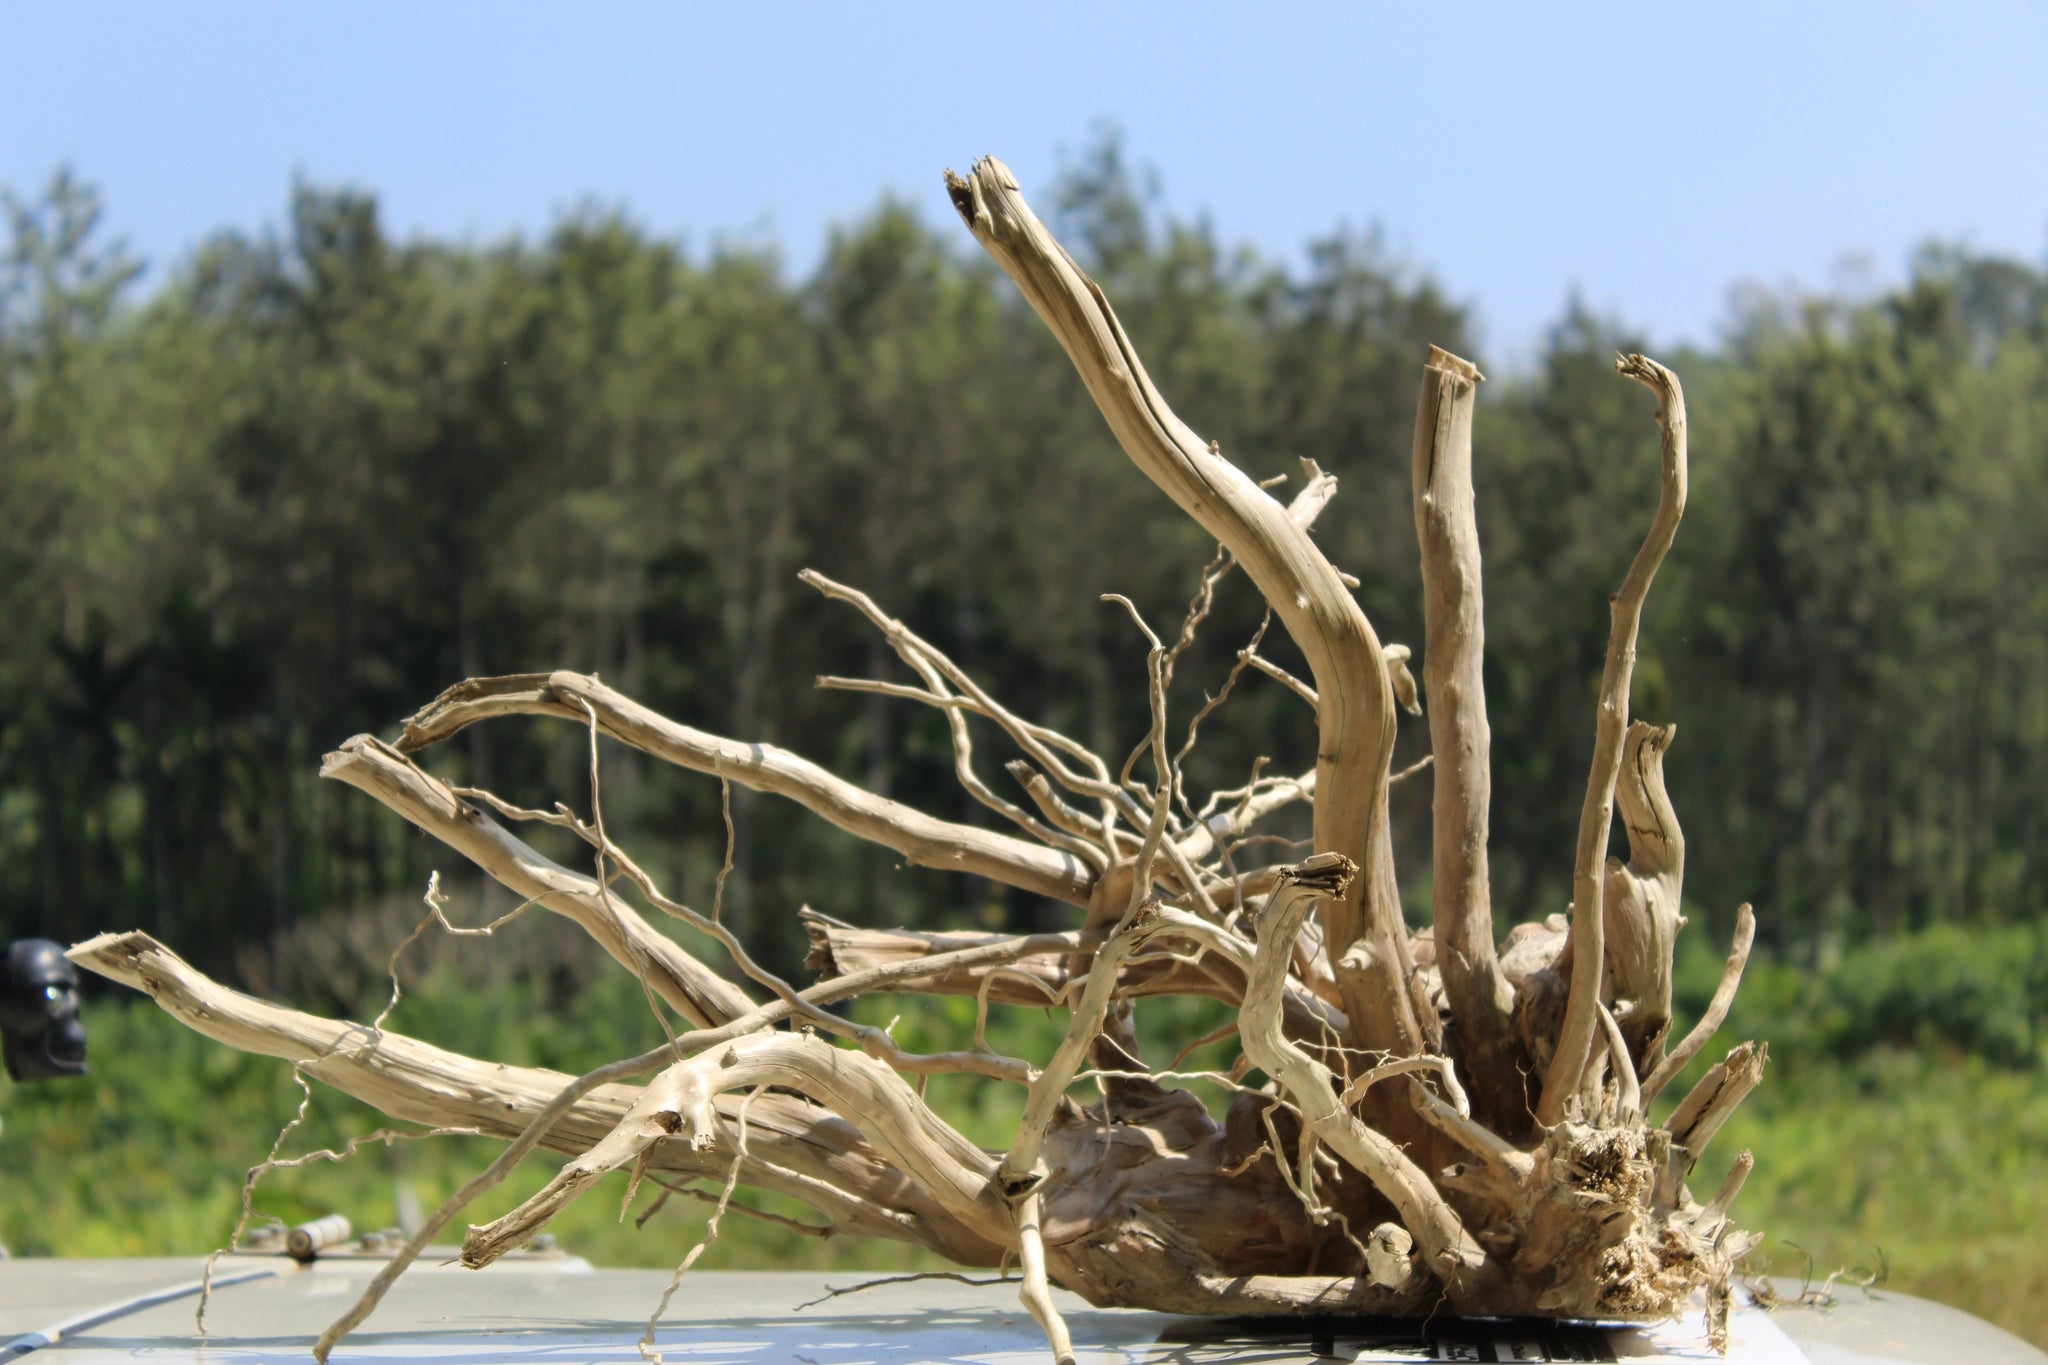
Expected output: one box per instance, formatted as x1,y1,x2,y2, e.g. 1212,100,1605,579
5,140,2045,1005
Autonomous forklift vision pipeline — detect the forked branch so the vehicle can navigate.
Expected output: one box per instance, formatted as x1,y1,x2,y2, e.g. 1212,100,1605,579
395,672,1095,907
323,736,753,1030
947,157,1423,1057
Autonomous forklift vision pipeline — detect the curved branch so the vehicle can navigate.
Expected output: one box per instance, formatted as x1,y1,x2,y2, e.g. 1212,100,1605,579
946,158,1420,1056
66,931,1001,1262
323,736,754,1029
1604,721,1686,1071
1538,354,1689,1126
1409,345,1521,1119
1642,904,1755,1104
1135,858,1486,1283
396,672,1095,907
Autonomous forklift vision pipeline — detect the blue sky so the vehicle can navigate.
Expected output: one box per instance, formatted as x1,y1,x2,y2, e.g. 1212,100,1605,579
4,2,2044,363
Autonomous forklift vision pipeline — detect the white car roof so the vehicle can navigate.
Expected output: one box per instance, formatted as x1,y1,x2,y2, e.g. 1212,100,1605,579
4,1256,2042,1363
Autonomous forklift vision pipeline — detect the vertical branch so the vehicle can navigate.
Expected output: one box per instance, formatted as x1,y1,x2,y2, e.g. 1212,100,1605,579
1537,355,1689,1127
946,157,1423,1057
1409,346,1521,1119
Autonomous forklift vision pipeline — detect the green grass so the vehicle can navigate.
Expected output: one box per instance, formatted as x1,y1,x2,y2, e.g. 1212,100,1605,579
1706,1048,2048,1348
5,969,2045,1351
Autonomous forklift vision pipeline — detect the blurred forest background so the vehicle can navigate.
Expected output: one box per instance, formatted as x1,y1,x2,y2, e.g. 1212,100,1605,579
3,138,2046,1344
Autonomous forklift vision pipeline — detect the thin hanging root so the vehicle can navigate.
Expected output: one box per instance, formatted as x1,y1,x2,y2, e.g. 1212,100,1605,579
375,870,543,1031
639,1085,765,1365
711,776,736,924
1162,542,1231,687
577,695,690,1061
795,1270,1015,1312
203,1003,460,1336
199,1048,477,1336
200,1061,318,1335
638,1173,835,1239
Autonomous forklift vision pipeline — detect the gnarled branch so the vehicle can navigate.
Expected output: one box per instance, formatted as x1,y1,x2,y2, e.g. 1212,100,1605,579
947,157,1424,1059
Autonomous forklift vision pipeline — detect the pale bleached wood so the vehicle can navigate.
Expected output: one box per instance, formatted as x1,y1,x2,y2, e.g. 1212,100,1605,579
1140,858,1487,1284
1642,904,1755,1103
396,672,1096,907
946,158,1424,1059
462,1029,1012,1264
1538,354,1689,1126
1409,345,1521,1124
1602,720,1686,1071
323,735,754,1030
65,930,1000,1261
802,914,1347,1039
66,138,1776,1351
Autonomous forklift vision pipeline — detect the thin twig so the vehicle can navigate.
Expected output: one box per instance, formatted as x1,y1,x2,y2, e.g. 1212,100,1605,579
579,696,687,1062
1240,647,1319,708
638,1173,836,1239
794,1270,1014,1312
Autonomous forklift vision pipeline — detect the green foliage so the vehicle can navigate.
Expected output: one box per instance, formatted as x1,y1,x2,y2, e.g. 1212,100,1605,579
1683,921,2048,1069
1716,1049,2048,1350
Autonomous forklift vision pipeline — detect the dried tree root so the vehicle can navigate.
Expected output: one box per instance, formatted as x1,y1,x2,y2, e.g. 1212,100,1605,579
71,154,1770,1363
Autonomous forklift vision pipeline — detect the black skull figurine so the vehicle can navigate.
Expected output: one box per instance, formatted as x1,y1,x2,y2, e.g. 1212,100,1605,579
2,939,88,1081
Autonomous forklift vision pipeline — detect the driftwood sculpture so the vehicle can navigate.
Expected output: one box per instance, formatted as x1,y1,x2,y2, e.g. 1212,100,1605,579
70,158,1764,1362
